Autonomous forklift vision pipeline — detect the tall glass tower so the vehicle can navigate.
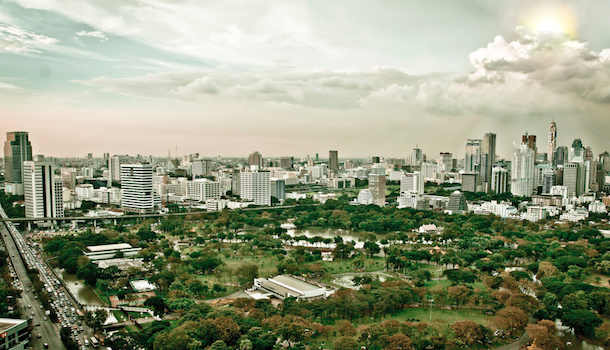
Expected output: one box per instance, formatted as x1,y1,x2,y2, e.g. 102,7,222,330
3,131,33,195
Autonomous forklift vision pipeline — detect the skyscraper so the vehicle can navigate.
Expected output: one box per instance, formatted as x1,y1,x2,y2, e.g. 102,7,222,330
481,133,496,192
3,131,32,195
411,146,423,165
369,174,386,207
570,139,584,161
548,120,557,163
329,150,339,173
23,161,63,218
511,141,536,197
120,163,156,214
240,170,271,206
491,164,509,194
555,146,568,166
439,152,453,171
464,139,482,173
248,151,263,169
61,168,77,190
563,162,585,197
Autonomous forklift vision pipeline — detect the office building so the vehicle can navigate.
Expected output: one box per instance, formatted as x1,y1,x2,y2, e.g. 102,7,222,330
447,191,467,214
548,120,557,163
542,172,555,194
511,142,536,197
329,150,339,173
3,131,32,195
186,179,221,201
357,189,373,205
248,151,263,169
369,174,386,207
563,162,585,198
411,146,423,165
400,172,424,195
192,159,212,178
61,168,77,190
23,161,64,218
464,139,482,174
280,156,294,169
491,165,509,194
0,318,29,350
270,178,286,200
555,146,568,166
570,139,584,161
440,152,453,171
461,173,478,193
110,155,124,183
522,132,537,155
240,170,271,206
120,164,156,214
481,133,496,192
371,156,381,164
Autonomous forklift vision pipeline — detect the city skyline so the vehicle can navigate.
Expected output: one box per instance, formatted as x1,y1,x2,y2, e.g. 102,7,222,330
2,1,610,157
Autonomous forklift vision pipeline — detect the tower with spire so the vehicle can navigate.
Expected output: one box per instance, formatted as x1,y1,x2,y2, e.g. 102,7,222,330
548,119,557,164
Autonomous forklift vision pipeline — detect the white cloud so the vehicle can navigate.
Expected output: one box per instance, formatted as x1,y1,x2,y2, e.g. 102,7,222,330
0,24,58,53
0,81,23,92
76,30,108,42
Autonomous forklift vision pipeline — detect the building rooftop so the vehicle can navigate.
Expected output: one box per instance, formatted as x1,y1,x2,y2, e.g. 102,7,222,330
0,318,26,333
86,243,133,252
271,275,320,292
130,279,157,292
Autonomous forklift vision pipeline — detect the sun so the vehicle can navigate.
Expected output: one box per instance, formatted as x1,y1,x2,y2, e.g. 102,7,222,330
536,21,563,34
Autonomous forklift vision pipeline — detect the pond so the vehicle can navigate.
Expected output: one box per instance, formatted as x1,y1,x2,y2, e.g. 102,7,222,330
54,268,105,305
281,224,385,249
556,319,604,350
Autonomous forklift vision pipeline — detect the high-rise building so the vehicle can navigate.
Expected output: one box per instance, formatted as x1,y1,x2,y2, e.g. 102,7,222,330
522,132,537,155
329,150,339,173
461,173,479,193
481,133,497,192
240,171,271,206
491,165,509,194
563,162,585,197
599,151,610,173
3,131,33,195
280,156,294,169
548,120,557,163
23,161,64,218
447,191,467,214
192,159,213,178
464,139,482,173
411,146,423,165
270,178,286,200
110,155,124,183
542,172,555,194
400,172,424,194
61,168,77,190
439,152,453,171
371,156,381,164
248,151,263,169
511,142,536,197
120,164,156,214
186,179,221,201
368,174,386,207
555,146,568,166
570,139,584,161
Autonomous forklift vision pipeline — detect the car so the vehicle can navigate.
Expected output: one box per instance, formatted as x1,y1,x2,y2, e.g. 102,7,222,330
40,305,43,309
43,317,47,321
37,334,42,338
31,311,34,315
28,305,31,308
29,316,33,320
43,343,48,349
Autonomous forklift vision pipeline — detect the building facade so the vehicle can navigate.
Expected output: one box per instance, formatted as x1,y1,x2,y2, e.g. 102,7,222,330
240,170,271,206
23,161,64,219
511,142,536,197
120,164,156,214
3,131,32,195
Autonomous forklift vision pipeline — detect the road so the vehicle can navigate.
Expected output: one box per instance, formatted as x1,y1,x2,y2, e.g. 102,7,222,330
1,222,65,350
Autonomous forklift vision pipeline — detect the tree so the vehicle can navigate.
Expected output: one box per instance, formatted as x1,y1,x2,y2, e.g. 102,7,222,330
493,307,528,335
237,264,259,288
144,296,167,317
561,309,603,337
451,321,483,346
334,336,360,350
364,241,381,258
383,333,413,350
525,320,562,350
336,319,357,336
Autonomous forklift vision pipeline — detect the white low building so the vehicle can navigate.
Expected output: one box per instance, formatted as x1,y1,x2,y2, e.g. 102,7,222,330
253,275,332,300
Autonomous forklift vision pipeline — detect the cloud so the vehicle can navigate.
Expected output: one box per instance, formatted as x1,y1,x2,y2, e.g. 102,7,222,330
0,81,23,92
76,30,108,42
0,24,58,53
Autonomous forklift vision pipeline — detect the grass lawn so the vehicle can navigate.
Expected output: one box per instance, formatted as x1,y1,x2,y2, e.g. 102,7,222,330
113,310,129,322
387,307,491,326
321,257,386,274
584,272,610,288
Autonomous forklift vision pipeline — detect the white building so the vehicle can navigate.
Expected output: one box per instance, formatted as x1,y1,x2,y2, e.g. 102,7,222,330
23,161,64,218
357,189,373,205
559,208,589,222
186,179,221,202
511,142,535,197
400,172,424,195
240,171,271,206
397,191,419,209
0,318,29,350
254,275,331,300
75,184,94,200
491,166,509,194
589,200,607,213
120,164,156,214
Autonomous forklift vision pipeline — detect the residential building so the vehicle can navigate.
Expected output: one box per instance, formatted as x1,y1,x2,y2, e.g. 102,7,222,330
120,163,156,214
186,179,221,201
249,151,263,169
369,174,386,207
240,170,271,206
491,164,509,194
511,142,535,197
23,161,64,218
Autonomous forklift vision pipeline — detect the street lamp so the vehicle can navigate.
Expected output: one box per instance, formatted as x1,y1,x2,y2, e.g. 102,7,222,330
429,298,434,322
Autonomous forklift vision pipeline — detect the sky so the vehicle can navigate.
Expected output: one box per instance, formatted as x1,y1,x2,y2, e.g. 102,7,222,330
1,0,610,160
